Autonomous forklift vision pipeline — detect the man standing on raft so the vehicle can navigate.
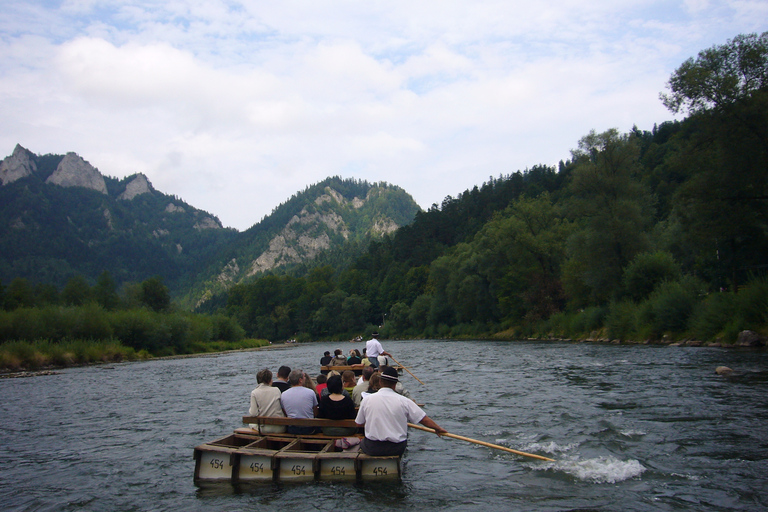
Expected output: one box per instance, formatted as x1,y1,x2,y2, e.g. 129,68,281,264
355,366,446,456
365,332,390,369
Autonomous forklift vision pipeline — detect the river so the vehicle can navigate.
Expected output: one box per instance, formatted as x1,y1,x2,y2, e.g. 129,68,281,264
1,340,767,511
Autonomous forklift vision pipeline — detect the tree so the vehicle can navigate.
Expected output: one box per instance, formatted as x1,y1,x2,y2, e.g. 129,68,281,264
621,251,681,302
563,129,655,305
93,271,120,310
140,276,171,312
661,33,768,291
661,32,768,115
62,275,91,307
4,278,35,310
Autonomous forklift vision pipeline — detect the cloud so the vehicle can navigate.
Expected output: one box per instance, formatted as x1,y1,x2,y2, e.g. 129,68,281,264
0,0,765,230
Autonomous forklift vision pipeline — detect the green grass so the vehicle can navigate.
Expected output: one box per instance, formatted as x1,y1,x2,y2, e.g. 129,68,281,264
0,337,270,372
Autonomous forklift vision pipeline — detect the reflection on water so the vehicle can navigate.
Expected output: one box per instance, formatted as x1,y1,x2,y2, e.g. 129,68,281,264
1,341,767,511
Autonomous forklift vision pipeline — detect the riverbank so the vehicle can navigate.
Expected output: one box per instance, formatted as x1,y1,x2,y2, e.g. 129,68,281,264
0,338,275,377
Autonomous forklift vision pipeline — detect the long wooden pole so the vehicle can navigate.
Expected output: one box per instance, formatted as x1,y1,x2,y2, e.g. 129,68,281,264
408,423,555,462
387,355,426,385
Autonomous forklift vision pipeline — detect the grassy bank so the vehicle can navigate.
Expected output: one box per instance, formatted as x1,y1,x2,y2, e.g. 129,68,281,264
0,337,271,373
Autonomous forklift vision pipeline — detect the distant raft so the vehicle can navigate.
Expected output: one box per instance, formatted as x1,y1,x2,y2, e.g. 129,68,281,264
194,420,401,483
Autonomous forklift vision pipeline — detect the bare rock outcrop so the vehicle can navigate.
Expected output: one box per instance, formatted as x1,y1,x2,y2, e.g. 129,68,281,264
118,173,153,200
46,153,107,194
246,205,349,276
0,144,37,185
165,203,185,213
193,216,222,230
370,217,399,235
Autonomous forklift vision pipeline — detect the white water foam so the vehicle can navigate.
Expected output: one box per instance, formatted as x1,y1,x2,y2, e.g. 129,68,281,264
522,440,578,455
619,429,647,437
554,456,645,483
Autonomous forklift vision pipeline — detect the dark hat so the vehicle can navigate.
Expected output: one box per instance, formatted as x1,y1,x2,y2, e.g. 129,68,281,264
380,366,399,383
371,332,379,338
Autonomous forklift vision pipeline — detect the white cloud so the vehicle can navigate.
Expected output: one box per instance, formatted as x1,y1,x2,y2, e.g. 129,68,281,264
0,0,764,230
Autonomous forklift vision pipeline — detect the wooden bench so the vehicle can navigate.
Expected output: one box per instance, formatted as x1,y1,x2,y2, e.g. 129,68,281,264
321,365,402,372
243,416,359,428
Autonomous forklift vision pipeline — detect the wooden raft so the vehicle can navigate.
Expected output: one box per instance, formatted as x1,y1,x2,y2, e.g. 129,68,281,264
193,417,400,484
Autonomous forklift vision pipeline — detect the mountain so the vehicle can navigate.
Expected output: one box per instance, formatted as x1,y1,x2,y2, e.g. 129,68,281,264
0,145,421,305
0,144,236,293
181,176,421,309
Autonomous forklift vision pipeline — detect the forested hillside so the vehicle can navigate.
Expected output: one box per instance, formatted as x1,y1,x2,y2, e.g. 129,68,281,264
0,149,235,293
180,177,420,309
0,147,420,305
218,33,768,344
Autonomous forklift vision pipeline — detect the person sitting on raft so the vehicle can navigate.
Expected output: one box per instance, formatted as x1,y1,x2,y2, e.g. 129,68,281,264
281,369,319,435
360,372,381,402
355,367,446,456
352,365,375,406
272,365,291,393
342,370,357,395
330,349,347,366
317,375,358,436
347,349,363,375
320,351,333,374
315,374,328,398
248,368,286,434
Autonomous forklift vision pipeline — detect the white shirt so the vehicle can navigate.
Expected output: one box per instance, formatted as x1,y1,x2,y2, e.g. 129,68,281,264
355,387,426,443
366,338,384,359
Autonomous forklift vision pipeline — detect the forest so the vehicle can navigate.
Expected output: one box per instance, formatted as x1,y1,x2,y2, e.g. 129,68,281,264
1,33,767,370
216,33,768,345
0,272,264,370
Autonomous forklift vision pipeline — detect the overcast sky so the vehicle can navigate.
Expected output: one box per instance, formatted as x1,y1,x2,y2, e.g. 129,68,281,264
1,1,765,231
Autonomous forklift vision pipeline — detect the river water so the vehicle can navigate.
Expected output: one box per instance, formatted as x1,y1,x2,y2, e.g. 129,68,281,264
1,340,767,511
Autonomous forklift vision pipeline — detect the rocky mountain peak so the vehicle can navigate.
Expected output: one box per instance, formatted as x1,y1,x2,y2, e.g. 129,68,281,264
46,152,107,194
0,144,37,186
118,173,153,200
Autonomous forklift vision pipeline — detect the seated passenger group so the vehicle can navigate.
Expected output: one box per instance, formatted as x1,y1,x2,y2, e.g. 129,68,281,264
248,356,434,452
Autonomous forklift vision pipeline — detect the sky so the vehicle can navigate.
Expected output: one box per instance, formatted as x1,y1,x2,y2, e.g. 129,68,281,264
0,1,765,231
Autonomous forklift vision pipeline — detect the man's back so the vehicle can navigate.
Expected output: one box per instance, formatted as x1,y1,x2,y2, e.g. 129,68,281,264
281,386,317,419
356,388,425,443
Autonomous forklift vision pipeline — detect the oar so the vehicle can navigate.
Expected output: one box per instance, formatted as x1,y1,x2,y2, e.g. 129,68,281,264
408,423,555,462
388,355,425,385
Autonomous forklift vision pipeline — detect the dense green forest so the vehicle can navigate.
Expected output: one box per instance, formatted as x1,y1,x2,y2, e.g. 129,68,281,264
214,33,768,345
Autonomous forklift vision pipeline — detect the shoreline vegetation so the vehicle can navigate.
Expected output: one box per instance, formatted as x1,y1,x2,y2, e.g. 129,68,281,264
0,337,273,377
2,331,763,378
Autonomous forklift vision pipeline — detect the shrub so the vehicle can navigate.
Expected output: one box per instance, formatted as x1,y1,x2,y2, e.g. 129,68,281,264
642,275,707,338
69,304,114,340
737,276,768,326
621,251,681,302
212,315,245,342
110,309,160,352
606,301,639,340
689,292,737,341
574,306,607,334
